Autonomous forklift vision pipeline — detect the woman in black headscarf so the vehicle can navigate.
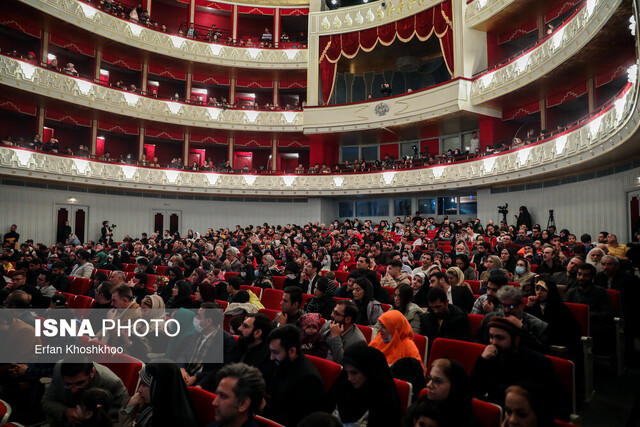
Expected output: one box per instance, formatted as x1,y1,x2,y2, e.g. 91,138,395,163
331,344,402,427
515,206,533,231
405,357,473,427
352,277,383,327
304,278,336,320
121,360,197,427
166,279,193,309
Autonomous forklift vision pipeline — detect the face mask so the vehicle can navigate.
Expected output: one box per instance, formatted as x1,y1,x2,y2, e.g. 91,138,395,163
167,261,173,267
287,274,296,280
240,271,247,278
254,270,259,277
193,317,203,333
382,334,392,343
456,251,465,255
402,257,409,263
515,266,526,275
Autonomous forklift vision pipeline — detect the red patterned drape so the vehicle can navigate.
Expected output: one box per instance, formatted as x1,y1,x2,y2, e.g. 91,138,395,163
317,0,454,104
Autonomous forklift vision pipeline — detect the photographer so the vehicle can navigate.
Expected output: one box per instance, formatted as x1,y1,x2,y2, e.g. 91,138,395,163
380,82,392,97
100,221,115,243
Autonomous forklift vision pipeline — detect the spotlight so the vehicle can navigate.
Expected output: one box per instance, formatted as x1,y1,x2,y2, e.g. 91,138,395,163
326,0,340,8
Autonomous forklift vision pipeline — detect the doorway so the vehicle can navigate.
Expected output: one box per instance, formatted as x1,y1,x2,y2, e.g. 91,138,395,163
152,210,182,237
55,205,89,244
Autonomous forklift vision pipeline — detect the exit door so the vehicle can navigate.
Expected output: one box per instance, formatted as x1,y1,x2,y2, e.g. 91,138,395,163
55,205,89,244
152,210,182,237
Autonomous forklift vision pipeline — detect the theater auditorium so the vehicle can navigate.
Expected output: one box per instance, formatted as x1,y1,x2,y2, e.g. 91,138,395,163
0,0,639,425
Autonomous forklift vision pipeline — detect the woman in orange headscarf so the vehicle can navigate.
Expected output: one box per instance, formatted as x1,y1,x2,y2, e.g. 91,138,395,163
369,310,425,371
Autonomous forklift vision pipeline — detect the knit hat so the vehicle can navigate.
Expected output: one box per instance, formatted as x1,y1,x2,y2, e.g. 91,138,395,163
488,316,522,338
300,313,321,331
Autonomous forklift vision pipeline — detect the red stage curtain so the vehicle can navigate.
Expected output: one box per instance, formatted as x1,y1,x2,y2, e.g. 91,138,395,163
317,0,453,104
378,22,397,45
341,31,360,58
360,28,378,51
396,16,416,42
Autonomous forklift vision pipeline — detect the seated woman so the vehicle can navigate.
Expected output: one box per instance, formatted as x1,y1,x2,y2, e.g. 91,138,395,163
166,280,193,309
411,271,429,308
332,344,402,427
512,258,536,296
446,266,474,294
500,248,517,274
140,295,169,355
335,269,360,299
337,250,356,273
454,254,477,281
374,283,423,334
352,277,384,327
525,277,581,360
478,255,510,291
406,358,473,427
194,281,217,305
120,361,197,426
502,382,555,427
369,310,424,370
304,279,336,320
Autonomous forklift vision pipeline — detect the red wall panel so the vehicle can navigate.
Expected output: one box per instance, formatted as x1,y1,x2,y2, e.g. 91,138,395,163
151,1,188,33
98,121,138,135
195,10,232,33
49,33,95,57
45,110,91,127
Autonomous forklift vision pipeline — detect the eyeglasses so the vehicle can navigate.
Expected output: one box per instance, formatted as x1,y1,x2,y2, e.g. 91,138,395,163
426,375,445,386
503,303,518,310
64,378,89,389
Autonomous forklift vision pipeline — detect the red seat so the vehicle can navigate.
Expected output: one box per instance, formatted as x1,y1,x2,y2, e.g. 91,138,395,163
68,277,92,295
555,420,579,427
224,271,240,280
102,353,143,396
215,299,228,310
258,308,280,321
155,265,168,275
70,295,94,310
125,272,136,282
467,280,481,294
146,274,158,289
381,303,391,312
472,398,503,427
394,378,413,416
60,292,76,305
276,259,283,266
0,398,11,424
188,386,217,426
124,264,136,272
468,314,484,336
334,271,350,284
426,338,485,376
507,281,521,288
273,276,286,290
383,286,395,300
97,268,111,277
240,285,263,299
302,293,314,306
307,355,342,392
412,333,428,365
255,415,284,426
261,288,284,310
547,355,577,415
530,264,538,273
606,288,621,317
356,324,372,343
565,303,589,337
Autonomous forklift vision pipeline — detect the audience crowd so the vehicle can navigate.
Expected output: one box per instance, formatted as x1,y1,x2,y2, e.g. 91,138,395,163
0,210,638,426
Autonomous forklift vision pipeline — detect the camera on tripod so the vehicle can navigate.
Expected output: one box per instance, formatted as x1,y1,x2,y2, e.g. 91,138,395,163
497,203,509,222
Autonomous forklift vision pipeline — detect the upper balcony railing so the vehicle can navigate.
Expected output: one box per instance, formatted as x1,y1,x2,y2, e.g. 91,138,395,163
1,61,636,196
0,54,304,132
17,0,308,69
470,0,620,103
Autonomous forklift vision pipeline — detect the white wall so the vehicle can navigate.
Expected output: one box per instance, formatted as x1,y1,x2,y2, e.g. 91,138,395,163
477,167,640,242
0,185,332,245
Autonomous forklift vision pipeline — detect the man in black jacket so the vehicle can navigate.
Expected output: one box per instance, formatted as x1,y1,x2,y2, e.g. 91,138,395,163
420,287,471,343
263,324,325,426
229,313,272,375
428,271,475,313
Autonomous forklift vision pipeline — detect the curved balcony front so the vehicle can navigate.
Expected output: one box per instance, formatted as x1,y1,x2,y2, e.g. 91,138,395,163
19,0,308,69
303,79,495,134
465,0,558,31
0,55,303,132
470,0,621,104
1,62,637,196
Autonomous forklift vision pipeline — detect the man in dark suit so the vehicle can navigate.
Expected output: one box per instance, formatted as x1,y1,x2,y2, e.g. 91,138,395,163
301,259,328,295
420,287,471,343
428,271,475,313
263,324,325,426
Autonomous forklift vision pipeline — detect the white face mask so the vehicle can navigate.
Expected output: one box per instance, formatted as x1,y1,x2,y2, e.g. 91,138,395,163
240,271,246,277
193,317,203,333
167,261,173,267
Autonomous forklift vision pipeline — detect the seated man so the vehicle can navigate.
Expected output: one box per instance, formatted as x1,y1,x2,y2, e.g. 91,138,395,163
263,324,325,426
380,259,411,288
428,271,475,313
565,263,614,354
420,287,471,343
470,317,568,420
273,286,304,329
228,313,272,375
319,300,366,363
41,359,129,427
476,285,549,353
471,275,508,315
212,363,266,427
